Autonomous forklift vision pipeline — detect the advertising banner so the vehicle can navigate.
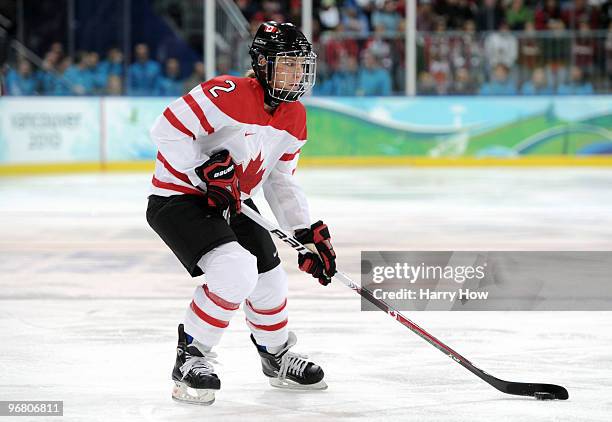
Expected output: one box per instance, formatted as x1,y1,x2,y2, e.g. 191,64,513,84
0,98,101,164
103,97,166,161
0,96,610,167
303,96,612,157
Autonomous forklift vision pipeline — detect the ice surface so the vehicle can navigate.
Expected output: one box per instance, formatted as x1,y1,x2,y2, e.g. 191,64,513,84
1,168,611,421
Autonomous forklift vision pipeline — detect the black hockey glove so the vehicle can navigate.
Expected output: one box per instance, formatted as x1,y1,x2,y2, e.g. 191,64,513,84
295,221,336,286
195,150,241,215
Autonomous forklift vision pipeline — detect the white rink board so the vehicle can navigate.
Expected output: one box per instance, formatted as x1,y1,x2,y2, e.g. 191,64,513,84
0,98,101,164
0,168,611,421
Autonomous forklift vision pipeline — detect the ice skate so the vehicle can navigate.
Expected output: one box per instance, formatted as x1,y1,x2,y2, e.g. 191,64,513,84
172,324,220,405
251,331,327,390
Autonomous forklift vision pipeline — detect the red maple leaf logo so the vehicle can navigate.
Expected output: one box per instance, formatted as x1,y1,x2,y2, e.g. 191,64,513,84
236,152,265,195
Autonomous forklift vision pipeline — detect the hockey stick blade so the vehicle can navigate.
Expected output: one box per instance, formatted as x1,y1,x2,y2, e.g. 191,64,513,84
359,281,569,400
485,376,569,400
240,204,569,401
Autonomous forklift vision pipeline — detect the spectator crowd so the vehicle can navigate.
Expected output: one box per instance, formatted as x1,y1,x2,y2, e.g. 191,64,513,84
3,42,208,97
300,0,612,95
2,0,612,96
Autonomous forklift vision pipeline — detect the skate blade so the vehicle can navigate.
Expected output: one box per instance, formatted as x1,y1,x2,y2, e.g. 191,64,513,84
269,377,328,391
172,381,216,405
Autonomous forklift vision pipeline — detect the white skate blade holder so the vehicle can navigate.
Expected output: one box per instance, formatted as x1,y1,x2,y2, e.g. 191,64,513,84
269,377,328,391
172,381,216,405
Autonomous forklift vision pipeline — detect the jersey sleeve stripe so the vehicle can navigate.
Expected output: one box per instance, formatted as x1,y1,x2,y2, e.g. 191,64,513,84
156,152,192,185
280,149,301,161
183,93,215,134
163,108,196,140
245,317,288,332
152,176,204,196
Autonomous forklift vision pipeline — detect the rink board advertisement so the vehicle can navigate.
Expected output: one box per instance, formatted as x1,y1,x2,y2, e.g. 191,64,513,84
103,97,166,161
0,96,611,167
361,251,612,311
0,98,100,164
303,96,612,158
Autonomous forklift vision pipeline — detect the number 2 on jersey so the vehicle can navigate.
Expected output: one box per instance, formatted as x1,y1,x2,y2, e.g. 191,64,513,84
209,80,236,98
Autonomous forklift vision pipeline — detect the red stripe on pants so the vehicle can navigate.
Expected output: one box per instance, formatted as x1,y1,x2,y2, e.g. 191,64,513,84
246,318,288,331
245,299,287,315
203,284,240,311
190,300,229,328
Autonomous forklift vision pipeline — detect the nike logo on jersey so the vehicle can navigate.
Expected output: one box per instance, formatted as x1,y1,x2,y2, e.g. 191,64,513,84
245,132,256,137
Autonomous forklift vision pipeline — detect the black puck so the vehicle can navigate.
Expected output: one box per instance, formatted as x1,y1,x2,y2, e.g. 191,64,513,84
534,392,555,400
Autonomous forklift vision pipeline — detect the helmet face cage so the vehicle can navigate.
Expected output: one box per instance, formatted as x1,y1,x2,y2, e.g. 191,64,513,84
265,50,317,102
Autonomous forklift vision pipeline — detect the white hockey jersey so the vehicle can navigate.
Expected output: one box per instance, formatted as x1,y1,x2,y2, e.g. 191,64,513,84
149,75,311,231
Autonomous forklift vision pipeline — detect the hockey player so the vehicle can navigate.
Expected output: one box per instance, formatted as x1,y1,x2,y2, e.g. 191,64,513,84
146,21,337,405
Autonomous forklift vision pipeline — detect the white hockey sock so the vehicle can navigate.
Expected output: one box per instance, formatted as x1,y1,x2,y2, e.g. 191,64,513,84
245,265,289,347
185,242,259,347
265,343,285,354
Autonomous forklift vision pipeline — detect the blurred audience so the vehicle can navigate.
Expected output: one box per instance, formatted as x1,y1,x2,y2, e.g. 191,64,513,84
418,70,439,94
572,21,596,74
435,0,476,30
556,66,594,94
342,4,369,36
506,0,533,30
450,67,478,94
251,0,288,24
372,0,402,34
535,0,563,30
3,0,612,97
5,59,37,95
562,0,599,30
106,75,124,96
5,60,37,95
324,24,360,72
484,21,518,70
50,57,74,96
98,47,124,82
357,51,392,96
156,58,183,97
329,55,360,95
184,61,206,92
64,51,94,95
417,1,437,31
319,0,341,31
517,21,542,72
449,20,483,72
128,43,161,96
364,25,393,68
479,64,517,95
520,67,554,94
476,0,506,31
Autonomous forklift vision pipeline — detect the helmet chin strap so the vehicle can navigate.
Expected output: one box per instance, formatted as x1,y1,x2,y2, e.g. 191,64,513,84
263,89,281,109
253,56,282,109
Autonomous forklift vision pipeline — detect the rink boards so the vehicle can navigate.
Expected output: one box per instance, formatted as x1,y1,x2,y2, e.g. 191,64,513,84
0,96,611,175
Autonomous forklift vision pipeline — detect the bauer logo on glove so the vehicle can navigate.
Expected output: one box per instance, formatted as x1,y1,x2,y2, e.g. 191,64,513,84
195,150,242,216
295,221,337,286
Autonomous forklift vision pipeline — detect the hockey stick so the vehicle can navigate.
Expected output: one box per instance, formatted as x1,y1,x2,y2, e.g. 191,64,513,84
241,203,569,400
